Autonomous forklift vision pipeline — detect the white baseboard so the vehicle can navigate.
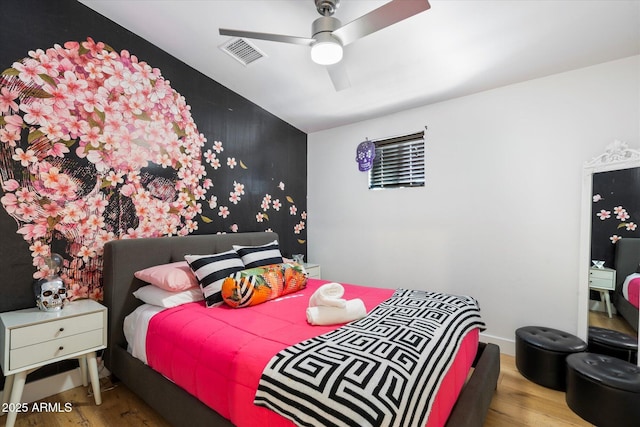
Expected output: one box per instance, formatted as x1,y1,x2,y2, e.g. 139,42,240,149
480,332,515,356
1,364,110,404
22,368,85,403
589,298,617,315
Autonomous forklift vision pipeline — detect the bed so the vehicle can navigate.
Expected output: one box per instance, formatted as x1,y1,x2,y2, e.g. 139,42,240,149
613,238,640,332
102,232,500,427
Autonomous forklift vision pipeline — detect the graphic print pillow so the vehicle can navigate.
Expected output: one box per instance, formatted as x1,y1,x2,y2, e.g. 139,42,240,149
221,263,307,308
185,250,245,307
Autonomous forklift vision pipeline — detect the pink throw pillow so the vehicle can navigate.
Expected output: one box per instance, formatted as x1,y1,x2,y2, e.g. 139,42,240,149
134,261,199,291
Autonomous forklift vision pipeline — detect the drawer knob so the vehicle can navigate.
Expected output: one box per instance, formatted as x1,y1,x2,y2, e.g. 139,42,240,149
58,346,64,351
59,327,64,332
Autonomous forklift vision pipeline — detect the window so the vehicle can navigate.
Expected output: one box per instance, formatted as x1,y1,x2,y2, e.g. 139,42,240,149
368,131,425,189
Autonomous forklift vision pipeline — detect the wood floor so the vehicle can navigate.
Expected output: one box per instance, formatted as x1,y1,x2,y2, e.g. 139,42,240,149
589,309,637,336
9,376,171,427
8,352,598,427
483,353,591,427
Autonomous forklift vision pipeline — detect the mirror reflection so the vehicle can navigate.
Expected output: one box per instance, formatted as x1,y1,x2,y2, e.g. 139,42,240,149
588,167,639,338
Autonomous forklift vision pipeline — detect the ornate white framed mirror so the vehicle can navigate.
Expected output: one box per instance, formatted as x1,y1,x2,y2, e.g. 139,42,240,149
578,140,640,366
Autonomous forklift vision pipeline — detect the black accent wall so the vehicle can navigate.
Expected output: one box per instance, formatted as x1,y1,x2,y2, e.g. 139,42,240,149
0,0,307,313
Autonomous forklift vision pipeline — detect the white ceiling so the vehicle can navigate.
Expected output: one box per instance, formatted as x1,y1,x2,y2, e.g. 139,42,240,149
78,0,640,134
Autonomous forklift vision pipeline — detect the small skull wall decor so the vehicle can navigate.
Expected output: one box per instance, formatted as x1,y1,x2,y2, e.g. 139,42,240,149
356,140,376,172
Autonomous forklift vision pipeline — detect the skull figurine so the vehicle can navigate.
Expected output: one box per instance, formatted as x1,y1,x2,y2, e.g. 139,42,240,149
356,140,376,171
34,275,68,311
33,253,67,311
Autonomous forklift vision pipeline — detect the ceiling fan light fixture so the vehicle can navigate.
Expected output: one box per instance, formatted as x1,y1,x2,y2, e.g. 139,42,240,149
219,0,431,89
311,33,343,65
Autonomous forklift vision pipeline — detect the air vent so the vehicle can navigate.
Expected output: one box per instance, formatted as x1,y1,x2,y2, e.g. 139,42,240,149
219,38,266,66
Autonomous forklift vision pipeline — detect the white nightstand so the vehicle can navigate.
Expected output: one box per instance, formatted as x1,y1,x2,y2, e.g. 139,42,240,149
0,299,107,427
589,267,616,318
304,263,321,279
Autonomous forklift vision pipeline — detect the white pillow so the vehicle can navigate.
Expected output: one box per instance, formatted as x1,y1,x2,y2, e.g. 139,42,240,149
133,285,203,308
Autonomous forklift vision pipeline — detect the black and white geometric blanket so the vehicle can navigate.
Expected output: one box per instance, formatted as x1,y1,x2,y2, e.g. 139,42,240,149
254,289,486,427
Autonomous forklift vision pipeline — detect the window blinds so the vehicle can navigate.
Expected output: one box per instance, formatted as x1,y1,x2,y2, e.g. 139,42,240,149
368,131,425,189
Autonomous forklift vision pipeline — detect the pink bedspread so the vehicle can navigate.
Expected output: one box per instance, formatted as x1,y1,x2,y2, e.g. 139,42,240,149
146,279,480,427
628,277,639,309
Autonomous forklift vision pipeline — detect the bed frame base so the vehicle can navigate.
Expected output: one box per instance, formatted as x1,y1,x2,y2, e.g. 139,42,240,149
109,342,499,427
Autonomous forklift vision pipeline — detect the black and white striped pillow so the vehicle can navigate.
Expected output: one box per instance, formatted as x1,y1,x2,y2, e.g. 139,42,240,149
233,240,283,268
185,250,245,307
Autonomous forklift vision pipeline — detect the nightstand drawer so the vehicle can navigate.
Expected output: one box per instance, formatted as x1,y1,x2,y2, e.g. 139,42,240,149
10,311,103,349
589,269,615,280
9,329,104,370
589,277,615,290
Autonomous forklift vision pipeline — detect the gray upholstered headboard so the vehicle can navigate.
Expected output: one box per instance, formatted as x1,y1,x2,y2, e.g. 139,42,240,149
614,238,640,291
102,232,278,368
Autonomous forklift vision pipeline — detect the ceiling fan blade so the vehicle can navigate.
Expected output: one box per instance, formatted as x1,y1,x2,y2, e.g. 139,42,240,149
332,0,431,46
220,28,314,46
327,63,351,91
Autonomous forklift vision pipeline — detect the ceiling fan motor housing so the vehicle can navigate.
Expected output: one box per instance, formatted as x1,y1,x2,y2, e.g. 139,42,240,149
312,16,342,40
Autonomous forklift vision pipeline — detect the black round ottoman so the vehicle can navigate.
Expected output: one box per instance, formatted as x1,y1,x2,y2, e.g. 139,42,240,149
588,326,638,364
515,326,587,390
566,352,640,427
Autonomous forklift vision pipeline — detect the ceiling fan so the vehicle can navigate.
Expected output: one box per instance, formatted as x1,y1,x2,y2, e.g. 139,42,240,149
219,0,431,91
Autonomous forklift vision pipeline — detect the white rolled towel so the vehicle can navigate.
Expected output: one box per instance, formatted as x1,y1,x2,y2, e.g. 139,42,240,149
309,282,347,308
306,299,367,326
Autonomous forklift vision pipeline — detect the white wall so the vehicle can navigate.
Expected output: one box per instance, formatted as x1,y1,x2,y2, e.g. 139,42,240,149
307,55,640,354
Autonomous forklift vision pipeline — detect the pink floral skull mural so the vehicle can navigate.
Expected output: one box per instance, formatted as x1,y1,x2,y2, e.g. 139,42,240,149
0,38,207,300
